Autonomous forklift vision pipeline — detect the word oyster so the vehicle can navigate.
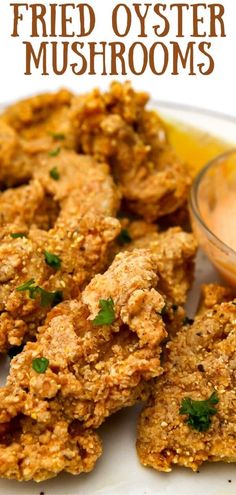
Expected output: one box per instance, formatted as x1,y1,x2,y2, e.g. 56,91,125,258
11,2,226,76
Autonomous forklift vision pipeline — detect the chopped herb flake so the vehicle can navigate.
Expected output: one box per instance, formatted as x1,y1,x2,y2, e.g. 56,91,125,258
117,229,132,246
16,278,63,308
48,147,61,158
49,132,65,141
16,278,36,296
44,251,61,270
183,316,194,325
49,167,60,180
179,391,219,432
32,357,49,374
92,298,115,326
10,232,27,239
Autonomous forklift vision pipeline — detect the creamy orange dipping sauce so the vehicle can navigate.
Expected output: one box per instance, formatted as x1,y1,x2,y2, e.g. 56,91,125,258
191,150,236,289
206,194,236,252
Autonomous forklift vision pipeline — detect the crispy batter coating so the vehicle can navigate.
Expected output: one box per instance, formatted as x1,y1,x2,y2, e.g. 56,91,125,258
0,416,102,482
34,150,120,220
0,120,34,187
137,298,236,472
198,283,234,314
0,214,120,353
0,150,120,229
72,81,190,221
1,89,74,142
0,250,168,480
0,83,199,482
82,249,167,348
0,249,167,424
0,180,59,230
0,90,76,186
115,222,197,335
0,150,121,352
119,222,197,305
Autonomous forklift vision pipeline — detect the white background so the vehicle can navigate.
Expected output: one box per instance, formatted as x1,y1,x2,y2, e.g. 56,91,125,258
0,0,236,116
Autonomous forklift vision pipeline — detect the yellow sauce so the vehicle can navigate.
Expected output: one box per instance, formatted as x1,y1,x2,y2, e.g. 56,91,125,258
166,120,232,178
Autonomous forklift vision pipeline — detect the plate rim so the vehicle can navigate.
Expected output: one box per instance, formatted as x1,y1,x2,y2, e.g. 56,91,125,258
1,95,236,125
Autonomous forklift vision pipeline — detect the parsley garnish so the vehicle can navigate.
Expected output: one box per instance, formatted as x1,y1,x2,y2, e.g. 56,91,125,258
183,316,194,325
49,132,65,141
16,278,36,295
10,232,27,239
117,229,132,246
44,251,61,270
179,391,219,432
32,357,49,374
92,298,116,326
16,278,63,308
49,167,60,180
48,147,61,158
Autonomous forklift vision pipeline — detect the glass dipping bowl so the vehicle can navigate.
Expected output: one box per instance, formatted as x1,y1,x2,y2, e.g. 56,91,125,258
189,149,236,288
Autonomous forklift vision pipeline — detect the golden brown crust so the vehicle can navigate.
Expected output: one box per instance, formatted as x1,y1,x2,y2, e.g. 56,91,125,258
1,89,73,137
0,90,76,187
0,417,102,482
0,249,170,480
137,299,236,472
0,214,120,353
0,180,59,230
118,222,197,305
72,81,190,221
0,83,198,482
198,283,235,314
0,150,120,230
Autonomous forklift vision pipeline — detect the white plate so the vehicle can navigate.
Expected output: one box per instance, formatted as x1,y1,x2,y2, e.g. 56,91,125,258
1,103,236,495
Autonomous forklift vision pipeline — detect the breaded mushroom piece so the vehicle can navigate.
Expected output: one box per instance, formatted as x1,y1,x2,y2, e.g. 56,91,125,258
34,150,120,220
1,89,73,137
198,283,234,314
0,250,168,481
0,214,120,353
118,221,197,306
0,416,102,482
0,249,167,425
72,81,190,221
0,90,76,187
137,296,236,472
0,180,59,230
0,151,121,353
0,150,120,230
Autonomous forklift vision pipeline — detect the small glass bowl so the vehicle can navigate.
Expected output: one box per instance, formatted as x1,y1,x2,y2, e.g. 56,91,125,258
189,149,236,288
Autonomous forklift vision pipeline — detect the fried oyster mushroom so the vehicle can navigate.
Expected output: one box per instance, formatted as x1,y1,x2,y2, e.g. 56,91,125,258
0,90,76,187
118,221,197,306
0,151,121,353
137,296,236,472
0,416,102,482
0,249,168,481
0,179,60,230
0,214,120,353
0,149,120,230
72,81,190,221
